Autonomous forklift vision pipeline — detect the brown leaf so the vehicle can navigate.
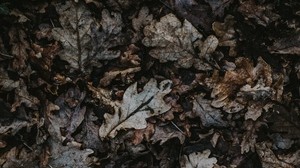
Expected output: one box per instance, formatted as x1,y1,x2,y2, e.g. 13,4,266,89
142,13,203,68
256,142,294,168
9,27,31,70
99,67,141,87
11,79,40,112
212,15,237,57
193,94,228,127
205,0,234,17
268,33,300,55
238,0,280,26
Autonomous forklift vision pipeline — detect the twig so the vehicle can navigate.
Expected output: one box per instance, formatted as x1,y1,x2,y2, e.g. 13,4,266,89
171,121,185,135
0,52,14,58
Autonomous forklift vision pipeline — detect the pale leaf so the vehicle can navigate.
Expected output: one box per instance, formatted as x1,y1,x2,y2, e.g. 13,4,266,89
180,150,217,168
99,79,172,139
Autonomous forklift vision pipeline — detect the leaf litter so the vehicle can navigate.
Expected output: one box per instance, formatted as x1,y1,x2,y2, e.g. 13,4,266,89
0,0,300,167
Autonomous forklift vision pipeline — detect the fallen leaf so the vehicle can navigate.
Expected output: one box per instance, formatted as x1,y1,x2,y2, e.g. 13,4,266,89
99,78,172,138
240,120,265,154
255,142,294,168
0,67,19,91
180,149,217,168
142,13,203,68
268,33,300,55
89,9,129,63
132,6,153,31
210,57,282,120
52,1,100,70
193,94,228,127
205,0,234,17
212,15,237,56
238,0,280,26
9,27,31,70
11,79,40,112
150,124,185,145
100,67,141,87
48,139,95,168
199,35,219,59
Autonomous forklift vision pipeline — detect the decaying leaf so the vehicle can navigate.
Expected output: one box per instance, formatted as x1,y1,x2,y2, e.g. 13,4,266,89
132,6,153,31
212,15,237,56
142,13,202,68
238,0,280,26
199,35,219,59
48,139,95,168
91,79,172,139
100,67,141,87
89,9,128,63
180,150,217,168
48,87,86,142
0,67,19,91
151,124,185,145
240,120,265,154
11,79,40,112
255,142,294,168
0,146,42,168
205,0,234,17
193,94,228,127
268,33,300,55
9,27,31,70
52,1,94,70
210,57,283,120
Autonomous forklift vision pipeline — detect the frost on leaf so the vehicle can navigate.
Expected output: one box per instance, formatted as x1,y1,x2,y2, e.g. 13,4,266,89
210,57,283,120
142,13,203,68
52,1,94,70
99,79,172,139
180,150,217,168
193,94,228,127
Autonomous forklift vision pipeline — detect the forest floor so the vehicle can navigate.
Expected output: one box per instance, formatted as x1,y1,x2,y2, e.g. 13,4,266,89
0,0,300,167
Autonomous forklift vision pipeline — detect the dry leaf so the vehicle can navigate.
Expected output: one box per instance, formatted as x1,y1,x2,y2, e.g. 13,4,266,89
205,0,234,17
180,150,217,168
0,67,19,91
142,13,203,68
100,67,141,87
99,79,172,138
238,0,280,26
9,27,31,70
11,79,40,112
52,1,94,70
255,142,294,168
212,15,237,57
210,57,282,120
193,94,228,127
99,78,172,138
268,33,300,55
132,6,153,31
150,124,185,145
199,35,219,59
